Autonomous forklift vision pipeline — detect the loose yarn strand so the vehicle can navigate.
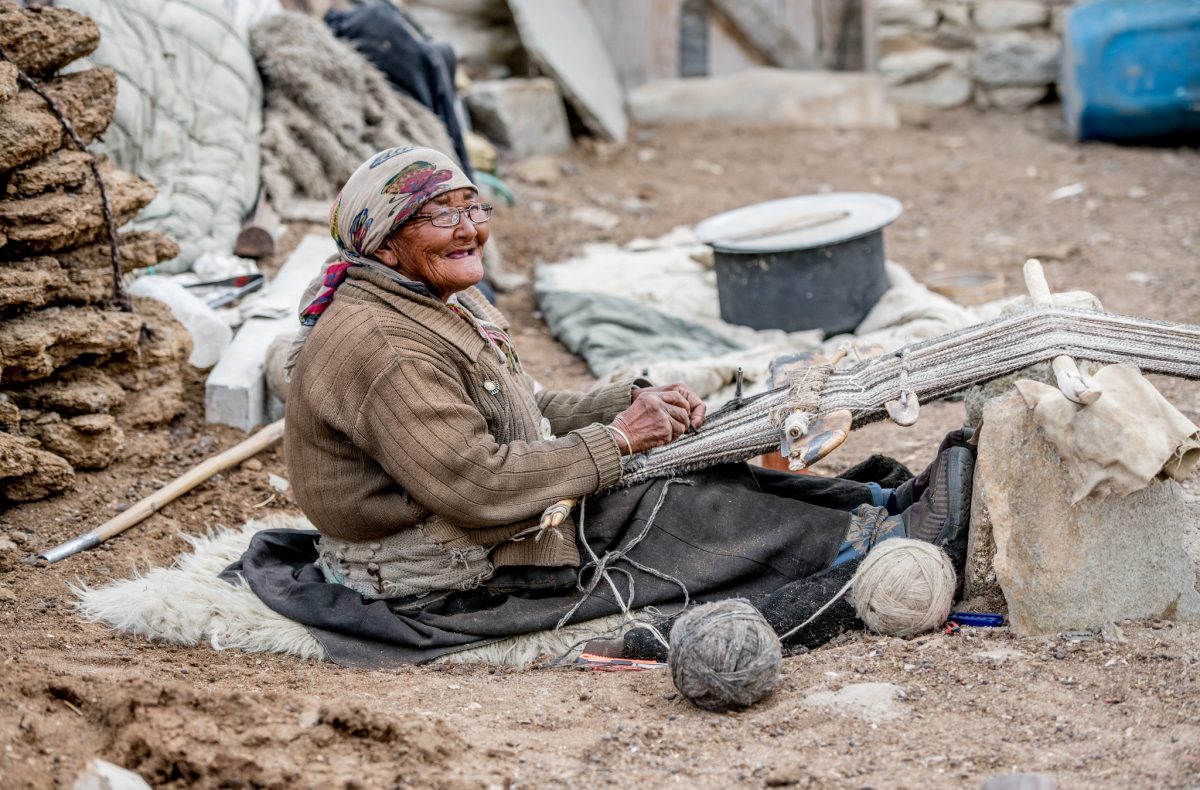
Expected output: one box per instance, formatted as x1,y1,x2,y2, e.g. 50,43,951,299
780,539,956,642
554,479,694,645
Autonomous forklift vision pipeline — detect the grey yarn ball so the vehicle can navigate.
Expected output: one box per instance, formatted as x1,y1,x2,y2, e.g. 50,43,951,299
668,599,782,712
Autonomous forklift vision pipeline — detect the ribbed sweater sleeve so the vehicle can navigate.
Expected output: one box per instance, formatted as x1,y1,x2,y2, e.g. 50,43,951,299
535,376,649,434
355,355,622,529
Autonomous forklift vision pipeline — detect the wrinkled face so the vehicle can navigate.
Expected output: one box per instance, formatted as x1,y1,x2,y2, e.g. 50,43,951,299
376,187,489,301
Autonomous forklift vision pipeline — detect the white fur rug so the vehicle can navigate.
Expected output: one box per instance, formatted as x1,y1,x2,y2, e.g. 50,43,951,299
74,515,641,668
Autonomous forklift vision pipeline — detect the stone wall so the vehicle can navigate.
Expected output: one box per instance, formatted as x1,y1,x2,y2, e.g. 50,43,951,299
0,2,189,504
873,0,1076,111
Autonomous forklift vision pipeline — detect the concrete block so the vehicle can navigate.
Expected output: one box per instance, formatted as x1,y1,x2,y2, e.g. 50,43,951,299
628,68,898,129
205,234,333,430
465,78,571,159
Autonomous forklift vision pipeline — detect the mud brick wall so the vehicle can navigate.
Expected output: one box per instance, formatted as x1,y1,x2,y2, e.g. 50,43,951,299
0,2,190,503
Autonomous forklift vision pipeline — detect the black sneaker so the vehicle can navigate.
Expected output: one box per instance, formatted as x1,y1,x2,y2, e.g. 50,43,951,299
900,444,975,547
483,565,578,595
891,427,975,513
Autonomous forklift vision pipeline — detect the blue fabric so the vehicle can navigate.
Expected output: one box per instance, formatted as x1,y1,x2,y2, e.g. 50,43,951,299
831,514,906,568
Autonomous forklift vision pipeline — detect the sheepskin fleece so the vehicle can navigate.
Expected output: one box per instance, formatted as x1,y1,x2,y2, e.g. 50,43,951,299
250,12,459,221
74,515,638,667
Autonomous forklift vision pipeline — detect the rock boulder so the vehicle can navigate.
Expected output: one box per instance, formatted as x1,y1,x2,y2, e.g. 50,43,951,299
969,392,1200,634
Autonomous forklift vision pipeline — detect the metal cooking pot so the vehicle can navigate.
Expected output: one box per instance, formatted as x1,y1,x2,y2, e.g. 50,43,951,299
695,193,902,336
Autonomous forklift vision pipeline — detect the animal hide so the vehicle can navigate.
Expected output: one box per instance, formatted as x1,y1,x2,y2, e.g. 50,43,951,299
74,515,639,667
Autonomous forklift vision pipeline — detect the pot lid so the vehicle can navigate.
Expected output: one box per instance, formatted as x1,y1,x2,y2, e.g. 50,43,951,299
694,193,903,253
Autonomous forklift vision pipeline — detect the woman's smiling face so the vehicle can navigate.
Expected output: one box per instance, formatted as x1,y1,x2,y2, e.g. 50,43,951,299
376,187,489,300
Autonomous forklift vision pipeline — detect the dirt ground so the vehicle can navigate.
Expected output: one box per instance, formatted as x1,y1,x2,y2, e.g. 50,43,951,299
2,107,1199,789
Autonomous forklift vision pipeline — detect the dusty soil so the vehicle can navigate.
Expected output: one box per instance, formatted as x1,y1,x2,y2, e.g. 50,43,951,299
2,108,1198,789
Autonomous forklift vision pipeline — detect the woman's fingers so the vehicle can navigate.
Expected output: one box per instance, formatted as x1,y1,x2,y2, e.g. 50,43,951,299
653,384,706,428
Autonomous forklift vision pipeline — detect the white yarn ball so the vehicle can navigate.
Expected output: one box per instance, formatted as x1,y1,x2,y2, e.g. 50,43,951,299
850,538,955,637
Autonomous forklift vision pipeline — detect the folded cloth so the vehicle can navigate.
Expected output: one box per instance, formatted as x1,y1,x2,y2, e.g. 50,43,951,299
1016,363,1200,503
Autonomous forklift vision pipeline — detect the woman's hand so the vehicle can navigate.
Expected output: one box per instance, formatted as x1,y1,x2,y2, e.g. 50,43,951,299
610,388,694,454
632,383,706,430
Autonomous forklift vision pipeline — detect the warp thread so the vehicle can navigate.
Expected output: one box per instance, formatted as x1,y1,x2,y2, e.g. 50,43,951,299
780,538,955,641
767,364,834,429
668,599,782,712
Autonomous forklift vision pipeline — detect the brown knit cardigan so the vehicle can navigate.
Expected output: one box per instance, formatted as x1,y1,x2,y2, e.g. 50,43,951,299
284,267,636,569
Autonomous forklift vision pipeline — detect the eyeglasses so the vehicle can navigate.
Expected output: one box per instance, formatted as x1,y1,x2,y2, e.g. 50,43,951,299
414,203,493,228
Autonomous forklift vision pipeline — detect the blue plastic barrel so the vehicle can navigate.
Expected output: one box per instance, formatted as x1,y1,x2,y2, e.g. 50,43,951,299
1061,0,1200,142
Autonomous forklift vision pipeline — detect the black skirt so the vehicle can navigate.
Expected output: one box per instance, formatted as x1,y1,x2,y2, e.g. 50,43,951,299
226,463,884,667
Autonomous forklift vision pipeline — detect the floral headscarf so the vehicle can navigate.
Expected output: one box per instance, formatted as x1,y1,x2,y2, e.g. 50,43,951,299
284,146,474,376
302,146,475,325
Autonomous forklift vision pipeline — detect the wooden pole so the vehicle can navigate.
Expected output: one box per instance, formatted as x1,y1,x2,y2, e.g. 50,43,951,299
32,419,286,564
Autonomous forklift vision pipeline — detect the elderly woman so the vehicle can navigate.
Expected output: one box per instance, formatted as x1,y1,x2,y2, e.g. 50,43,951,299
241,147,974,666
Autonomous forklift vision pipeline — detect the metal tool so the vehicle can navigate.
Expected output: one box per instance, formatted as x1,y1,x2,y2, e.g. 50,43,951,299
184,273,264,308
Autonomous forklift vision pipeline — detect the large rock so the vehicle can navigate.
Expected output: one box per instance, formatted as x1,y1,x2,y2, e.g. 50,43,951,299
975,32,1061,87
0,2,100,76
465,78,571,159
969,392,1200,634
629,68,898,129
972,1,1049,32
891,72,973,108
0,68,116,174
878,48,953,85
0,305,143,382
0,431,74,501
0,161,156,254
875,0,940,29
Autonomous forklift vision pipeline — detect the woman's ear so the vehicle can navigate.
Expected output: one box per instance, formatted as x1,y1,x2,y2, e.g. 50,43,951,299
375,237,399,268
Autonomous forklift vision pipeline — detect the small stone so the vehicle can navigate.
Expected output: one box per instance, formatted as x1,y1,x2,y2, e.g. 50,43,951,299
975,33,1061,87
241,458,263,472
267,473,290,492
972,1,1050,32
